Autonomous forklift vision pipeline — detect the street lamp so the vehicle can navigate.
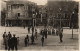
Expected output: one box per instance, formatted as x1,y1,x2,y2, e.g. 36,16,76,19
32,11,37,35
59,8,62,28
53,16,55,28
41,13,42,22
71,11,75,39
32,14,35,35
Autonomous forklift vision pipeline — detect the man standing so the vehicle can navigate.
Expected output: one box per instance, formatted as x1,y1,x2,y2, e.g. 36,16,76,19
3,32,6,38
52,28,55,35
8,32,12,39
28,27,30,33
12,34,18,50
23,25,25,29
4,35,8,50
31,35,34,44
59,30,63,43
3,32,6,44
41,30,44,37
41,36,44,47
8,37,12,51
44,29,47,39
24,35,29,46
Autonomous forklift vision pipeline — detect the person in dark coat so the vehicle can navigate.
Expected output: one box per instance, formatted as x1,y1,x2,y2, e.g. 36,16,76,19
31,34,34,44
8,37,12,51
24,35,29,46
52,28,55,35
8,32,12,39
35,31,38,39
44,29,47,39
41,30,44,37
25,38,27,46
11,34,18,50
23,25,25,29
4,35,8,50
59,31,63,43
3,32,6,39
43,30,45,38
32,27,34,33
3,32,6,45
28,27,30,33
41,36,44,46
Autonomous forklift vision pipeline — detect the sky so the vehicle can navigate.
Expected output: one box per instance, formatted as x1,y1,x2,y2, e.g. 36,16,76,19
28,0,47,5
0,0,79,11
1,0,47,5
1,0,79,5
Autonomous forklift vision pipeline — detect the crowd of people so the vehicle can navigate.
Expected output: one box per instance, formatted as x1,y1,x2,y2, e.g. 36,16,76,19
41,27,63,43
2,27,63,51
3,32,18,51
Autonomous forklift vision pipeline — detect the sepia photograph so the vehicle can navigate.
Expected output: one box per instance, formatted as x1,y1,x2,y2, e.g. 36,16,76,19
0,0,79,51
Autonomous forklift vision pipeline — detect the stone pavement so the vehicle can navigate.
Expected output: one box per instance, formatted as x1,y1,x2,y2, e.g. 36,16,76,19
0,26,79,50
0,34,78,50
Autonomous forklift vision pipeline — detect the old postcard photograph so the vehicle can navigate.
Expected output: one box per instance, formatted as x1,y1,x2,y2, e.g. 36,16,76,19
0,0,79,51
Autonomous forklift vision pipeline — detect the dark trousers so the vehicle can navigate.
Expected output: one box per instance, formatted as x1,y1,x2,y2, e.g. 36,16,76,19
31,41,34,44
42,42,44,46
8,46,13,51
12,45,17,50
5,44,7,50
25,42,28,46
28,30,30,33
60,36,63,42
45,34,47,39
8,47,10,51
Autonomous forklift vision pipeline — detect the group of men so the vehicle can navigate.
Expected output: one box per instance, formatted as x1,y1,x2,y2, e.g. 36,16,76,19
2,27,63,50
24,33,45,47
24,29,40,46
41,27,63,43
3,32,18,51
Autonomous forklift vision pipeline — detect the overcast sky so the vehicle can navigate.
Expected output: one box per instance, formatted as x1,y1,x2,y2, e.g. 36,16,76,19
0,0,79,11
1,0,47,11
1,0,47,5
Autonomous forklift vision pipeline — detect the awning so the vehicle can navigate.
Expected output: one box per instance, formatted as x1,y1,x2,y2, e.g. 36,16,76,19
6,17,32,20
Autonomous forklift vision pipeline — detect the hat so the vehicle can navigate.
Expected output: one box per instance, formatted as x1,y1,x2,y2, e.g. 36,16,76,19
9,32,10,33
4,32,6,33
13,34,16,36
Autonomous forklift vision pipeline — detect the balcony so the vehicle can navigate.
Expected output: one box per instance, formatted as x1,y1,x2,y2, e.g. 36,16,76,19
6,16,32,20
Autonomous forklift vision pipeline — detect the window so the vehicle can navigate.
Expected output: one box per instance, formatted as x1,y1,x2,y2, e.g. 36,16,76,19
17,13,20,17
8,5,11,10
58,13,62,19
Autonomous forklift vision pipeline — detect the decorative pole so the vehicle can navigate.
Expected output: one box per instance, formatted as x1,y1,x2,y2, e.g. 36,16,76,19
59,8,62,28
71,11,74,39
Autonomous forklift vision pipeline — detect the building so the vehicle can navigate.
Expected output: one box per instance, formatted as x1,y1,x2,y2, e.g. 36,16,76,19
5,1,37,26
2,1,79,28
46,1,79,28
36,5,47,26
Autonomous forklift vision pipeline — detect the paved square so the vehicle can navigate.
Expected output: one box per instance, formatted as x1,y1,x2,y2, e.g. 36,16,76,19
0,26,79,50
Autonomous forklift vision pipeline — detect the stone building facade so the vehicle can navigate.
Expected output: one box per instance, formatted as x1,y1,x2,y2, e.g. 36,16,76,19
3,1,78,28
46,1,79,28
5,1,37,26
